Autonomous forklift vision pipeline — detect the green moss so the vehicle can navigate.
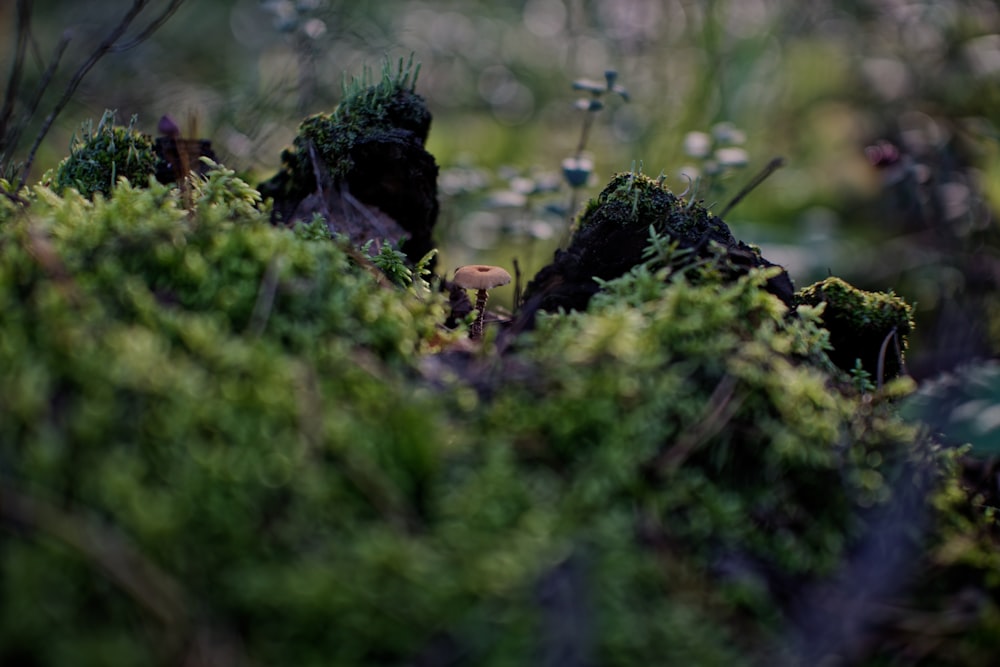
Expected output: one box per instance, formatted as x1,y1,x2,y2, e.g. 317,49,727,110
53,110,157,199
0,178,21,222
1,161,997,666
577,170,734,245
796,276,914,379
500,264,913,568
269,55,430,198
797,276,913,335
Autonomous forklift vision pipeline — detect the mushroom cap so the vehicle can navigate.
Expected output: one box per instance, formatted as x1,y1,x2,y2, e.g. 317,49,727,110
453,264,512,290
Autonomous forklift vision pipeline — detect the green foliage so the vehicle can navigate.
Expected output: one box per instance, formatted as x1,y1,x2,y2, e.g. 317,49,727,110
1,159,998,667
499,261,912,569
53,110,157,199
0,175,457,665
850,358,877,394
364,238,437,290
0,178,22,221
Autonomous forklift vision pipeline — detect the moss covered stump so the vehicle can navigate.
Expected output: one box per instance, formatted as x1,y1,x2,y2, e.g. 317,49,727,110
796,276,914,381
517,171,795,329
259,56,438,264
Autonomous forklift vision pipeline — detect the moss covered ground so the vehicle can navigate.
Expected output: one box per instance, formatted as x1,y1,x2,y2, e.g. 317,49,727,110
1,161,999,666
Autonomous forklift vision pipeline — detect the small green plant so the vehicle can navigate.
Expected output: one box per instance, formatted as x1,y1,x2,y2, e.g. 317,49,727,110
363,238,438,292
53,110,157,199
850,357,877,393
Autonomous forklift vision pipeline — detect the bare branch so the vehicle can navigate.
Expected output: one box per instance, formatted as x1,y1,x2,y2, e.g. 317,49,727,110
876,326,900,390
16,0,187,191
0,0,32,150
5,30,71,162
719,156,786,218
110,0,188,53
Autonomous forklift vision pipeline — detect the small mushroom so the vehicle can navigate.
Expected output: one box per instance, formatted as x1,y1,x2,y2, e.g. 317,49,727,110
453,264,512,339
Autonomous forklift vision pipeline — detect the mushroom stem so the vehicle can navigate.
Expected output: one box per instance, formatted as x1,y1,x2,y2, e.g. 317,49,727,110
452,264,511,341
471,289,489,339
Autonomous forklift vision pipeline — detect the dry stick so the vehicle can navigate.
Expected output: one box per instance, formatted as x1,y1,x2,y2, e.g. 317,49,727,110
651,374,742,473
24,221,84,306
719,156,786,218
5,33,70,161
341,184,387,232
894,330,908,377
108,0,186,53
0,0,31,149
306,140,392,289
876,326,899,390
0,484,247,667
512,257,523,310
307,140,334,227
0,187,30,206
17,0,188,191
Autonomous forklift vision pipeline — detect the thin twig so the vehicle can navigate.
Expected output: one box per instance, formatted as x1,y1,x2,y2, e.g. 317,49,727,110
0,482,247,666
24,221,83,306
0,0,31,149
246,257,281,337
719,156,785,218
6,32,71,161
305,140,393,288
876,326,899,390
341,184,386,230
109,0,187,53
894,331,908,377
1,187,30,207
17,0,188,190
306,140,334,228
512,257,523,310
650,374,742,473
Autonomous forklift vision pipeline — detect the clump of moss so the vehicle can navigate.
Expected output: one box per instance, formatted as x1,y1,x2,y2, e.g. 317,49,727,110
520,169,794,323
268,55,430,198
577,170,735,246
53,110,157,199
258,56,439,263
796,276,914,380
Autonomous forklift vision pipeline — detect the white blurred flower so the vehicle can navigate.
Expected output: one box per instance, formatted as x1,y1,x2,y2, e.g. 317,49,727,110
715,147,749,168
683,131,712,158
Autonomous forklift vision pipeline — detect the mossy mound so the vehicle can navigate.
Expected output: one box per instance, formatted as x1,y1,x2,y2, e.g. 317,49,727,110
53,111,157,199
1,158,999,666
518,171,794,327
259,56,438,263
796,276,914,380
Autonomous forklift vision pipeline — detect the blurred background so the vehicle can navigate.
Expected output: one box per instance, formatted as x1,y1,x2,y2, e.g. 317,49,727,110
3,0,1000,376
